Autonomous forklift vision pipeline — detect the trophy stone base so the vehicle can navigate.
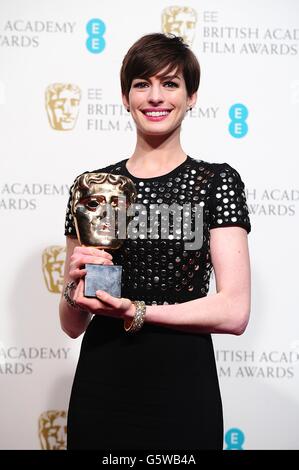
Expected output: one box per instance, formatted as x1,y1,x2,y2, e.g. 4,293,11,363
84,264,122,298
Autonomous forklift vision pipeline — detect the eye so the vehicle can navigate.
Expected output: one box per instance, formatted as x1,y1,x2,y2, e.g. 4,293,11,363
53,100,64,108
110,197,125,208
110,199,118,207
86,199,99,210
163,81,179,88
133,81,148,88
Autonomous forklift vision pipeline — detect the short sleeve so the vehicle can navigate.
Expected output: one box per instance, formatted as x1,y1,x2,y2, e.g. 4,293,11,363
208,163,251,233
64,180,77,238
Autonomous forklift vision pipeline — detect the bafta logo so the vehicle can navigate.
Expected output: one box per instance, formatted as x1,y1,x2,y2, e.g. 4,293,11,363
38,410,67,450
162,6,197,46
42,245,66,293
45,83,81,131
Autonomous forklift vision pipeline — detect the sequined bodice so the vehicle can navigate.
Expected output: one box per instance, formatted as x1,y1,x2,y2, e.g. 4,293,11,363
65,156,251,305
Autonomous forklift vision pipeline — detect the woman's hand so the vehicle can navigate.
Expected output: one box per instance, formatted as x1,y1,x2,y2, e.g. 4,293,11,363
69,246,113,282
66,244,135,321
73,279,135,320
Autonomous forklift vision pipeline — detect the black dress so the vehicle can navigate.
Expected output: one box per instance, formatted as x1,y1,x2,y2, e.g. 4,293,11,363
64,156,251,450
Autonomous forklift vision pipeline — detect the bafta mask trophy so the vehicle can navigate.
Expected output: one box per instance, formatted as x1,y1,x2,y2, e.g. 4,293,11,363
71,172,137,298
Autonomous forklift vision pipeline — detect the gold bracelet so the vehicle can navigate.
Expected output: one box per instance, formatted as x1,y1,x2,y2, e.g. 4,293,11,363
124,300,146,334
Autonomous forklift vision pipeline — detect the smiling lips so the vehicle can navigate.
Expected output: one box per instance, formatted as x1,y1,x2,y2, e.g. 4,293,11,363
141,108,172,121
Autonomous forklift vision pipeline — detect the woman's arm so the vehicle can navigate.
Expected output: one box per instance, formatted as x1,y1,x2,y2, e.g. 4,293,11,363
69,226,251,337
144,226,251,335
95,226,251,335
59,237,92,338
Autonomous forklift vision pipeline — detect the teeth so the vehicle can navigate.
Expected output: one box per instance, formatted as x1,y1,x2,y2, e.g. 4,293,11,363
145,111,170,117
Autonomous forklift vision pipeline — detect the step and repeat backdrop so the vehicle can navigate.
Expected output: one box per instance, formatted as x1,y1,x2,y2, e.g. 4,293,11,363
1,0,299,450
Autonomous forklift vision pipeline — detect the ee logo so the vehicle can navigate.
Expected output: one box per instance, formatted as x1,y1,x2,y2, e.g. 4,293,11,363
86,19,106,53
225,428,245,450
229,103,248,138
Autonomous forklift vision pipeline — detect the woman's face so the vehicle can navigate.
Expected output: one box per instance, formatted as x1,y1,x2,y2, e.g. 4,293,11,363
123,68,196,137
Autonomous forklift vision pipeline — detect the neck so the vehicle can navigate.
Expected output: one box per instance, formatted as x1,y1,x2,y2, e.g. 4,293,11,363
128,126,186,172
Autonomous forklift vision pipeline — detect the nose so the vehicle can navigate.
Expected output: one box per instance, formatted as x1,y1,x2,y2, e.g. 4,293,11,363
179,22,186,35
55,433,65,448
63,99,72,115
147,83,164,105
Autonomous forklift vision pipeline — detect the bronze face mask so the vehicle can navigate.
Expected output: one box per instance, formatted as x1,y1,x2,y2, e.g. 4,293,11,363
71,172,137,249
70,172,137,298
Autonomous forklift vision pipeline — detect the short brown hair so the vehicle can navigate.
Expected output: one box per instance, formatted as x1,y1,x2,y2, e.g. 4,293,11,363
120,33,200,99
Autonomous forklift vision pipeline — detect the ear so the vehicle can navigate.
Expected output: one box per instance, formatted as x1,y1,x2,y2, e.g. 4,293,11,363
187,91,197,109
122,94,129,109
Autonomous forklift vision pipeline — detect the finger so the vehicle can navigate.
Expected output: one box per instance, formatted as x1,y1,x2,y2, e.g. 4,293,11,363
73,278,85,301
74,246,113,260
74,280,98,308
97,293,132,312
119,297,133,311
82,255,113,265
71,255,113,267
96,249,113,260
69,268,87,280
69,259,113,273
74,280,113,312
95,290,124,309
102,259,114,265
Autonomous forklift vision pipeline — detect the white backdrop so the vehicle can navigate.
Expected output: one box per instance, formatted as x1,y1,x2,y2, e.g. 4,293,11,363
1,0,299,450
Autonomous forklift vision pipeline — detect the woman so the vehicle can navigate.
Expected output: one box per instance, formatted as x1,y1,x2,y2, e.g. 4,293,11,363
60,33,251,450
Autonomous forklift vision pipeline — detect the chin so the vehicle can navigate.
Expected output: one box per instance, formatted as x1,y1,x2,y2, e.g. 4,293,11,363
139,124,178,137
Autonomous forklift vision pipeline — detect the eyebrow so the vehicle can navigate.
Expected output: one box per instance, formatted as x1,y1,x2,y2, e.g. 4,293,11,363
158,75,181,80
132,75,181,82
